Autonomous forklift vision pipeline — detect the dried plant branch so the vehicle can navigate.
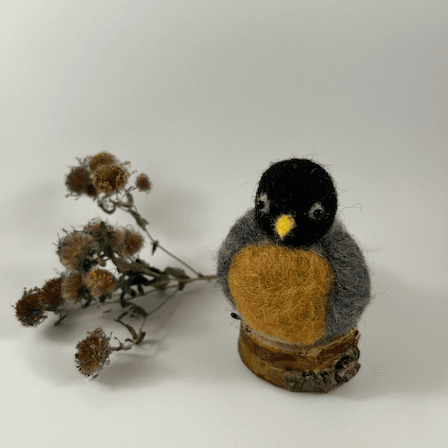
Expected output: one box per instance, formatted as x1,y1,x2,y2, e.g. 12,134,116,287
14,152,217,380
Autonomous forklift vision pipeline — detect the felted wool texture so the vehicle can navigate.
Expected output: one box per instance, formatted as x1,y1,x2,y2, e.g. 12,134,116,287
215,208,268,309
227,243,334,345
255,158,338,248
314,217,372,337
215,208,372,342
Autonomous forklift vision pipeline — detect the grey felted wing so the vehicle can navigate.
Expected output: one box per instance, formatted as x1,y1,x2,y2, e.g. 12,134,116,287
216,208,267,310
316,218,373,338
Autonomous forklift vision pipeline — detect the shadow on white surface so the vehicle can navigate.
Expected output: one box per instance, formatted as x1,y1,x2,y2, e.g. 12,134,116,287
352,270,448,399
15,267,448,400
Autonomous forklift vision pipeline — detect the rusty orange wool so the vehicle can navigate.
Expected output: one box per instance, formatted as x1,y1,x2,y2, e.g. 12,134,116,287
228,244,334,345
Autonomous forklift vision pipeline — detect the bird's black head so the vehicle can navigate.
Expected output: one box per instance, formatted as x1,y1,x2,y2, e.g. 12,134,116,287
254,158,338,248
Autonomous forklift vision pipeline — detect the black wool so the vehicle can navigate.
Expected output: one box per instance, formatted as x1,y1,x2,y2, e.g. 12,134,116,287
255,158,338,248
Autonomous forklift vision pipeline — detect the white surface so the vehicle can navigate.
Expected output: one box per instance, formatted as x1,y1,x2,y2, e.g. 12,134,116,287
1,1,448,447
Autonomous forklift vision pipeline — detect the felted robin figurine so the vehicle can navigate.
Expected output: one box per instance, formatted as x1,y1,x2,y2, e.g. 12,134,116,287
216,158,372,392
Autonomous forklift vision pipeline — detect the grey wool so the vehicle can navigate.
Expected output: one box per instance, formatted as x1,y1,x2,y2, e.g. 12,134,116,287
215,207,372,341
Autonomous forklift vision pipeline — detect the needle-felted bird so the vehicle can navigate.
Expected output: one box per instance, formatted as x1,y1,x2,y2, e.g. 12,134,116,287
216,158,372,348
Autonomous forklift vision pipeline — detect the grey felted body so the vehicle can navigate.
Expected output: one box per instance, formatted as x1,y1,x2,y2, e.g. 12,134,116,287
216,207,372,341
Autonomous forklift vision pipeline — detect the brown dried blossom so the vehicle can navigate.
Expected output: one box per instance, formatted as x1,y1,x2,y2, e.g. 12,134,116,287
66,152,137,199
40,277,64,310
75,327,112,378
135,173,152,192
110,229,126,256
122,227,145,256
82,218,114,239
83,269,117,297
57,232,99,272
14,287,47,327
65,166,92,194
88,152,117,174
91,162,134,196
81,218,144,258
61,271,84,302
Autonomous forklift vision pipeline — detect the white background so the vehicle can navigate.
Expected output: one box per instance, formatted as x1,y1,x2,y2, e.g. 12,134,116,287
1,1,448,447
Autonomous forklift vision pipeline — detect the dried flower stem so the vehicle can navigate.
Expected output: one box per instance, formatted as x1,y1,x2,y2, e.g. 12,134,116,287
57,274,215,316
142,227,203,278
110,288,179,352
101,187,204,278
17,152,218,379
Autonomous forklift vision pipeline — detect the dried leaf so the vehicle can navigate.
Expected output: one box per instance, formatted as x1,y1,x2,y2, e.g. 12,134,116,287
130,210,148,229
163,267,189,291
136,273,154,286
147,272,170,290
164,266,189,280
135,331,146,345
121,192,134,209
116,311,129,321
114,318,138,339
128,303,148,318
152,240,159,255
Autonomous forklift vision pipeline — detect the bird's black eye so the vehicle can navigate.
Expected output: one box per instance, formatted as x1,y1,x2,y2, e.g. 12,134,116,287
308,202,324,220
256,193,270,214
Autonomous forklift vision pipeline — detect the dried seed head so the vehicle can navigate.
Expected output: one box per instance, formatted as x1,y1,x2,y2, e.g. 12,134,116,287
84,183,98,198
91,162,134,196
75,328,111,378
88,152,118,174
14,287,47,327
65,166,94,196
57,232,99,272
110,230,127,256
61,271,84,302
83,269,117,297
40,277,64,309
82,218,115,242
109,227,144,258
122,228,144,256
135,173,152,193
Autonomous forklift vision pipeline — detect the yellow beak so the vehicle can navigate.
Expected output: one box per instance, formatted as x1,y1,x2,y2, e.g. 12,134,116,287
275,215,296,239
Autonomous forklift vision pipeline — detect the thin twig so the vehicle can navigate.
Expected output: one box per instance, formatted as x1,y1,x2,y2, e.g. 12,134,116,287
144,227,203,278
106,191,204,278
56,275,216,318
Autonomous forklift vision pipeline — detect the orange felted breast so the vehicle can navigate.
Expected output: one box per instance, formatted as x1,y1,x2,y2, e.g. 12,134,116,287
228,244,334,345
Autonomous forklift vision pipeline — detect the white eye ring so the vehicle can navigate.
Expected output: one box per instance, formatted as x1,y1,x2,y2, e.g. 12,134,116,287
308,202,324,219
256,192,270,214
